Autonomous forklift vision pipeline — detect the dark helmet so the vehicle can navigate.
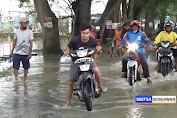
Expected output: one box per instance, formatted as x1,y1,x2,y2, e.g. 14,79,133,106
123,19,131,26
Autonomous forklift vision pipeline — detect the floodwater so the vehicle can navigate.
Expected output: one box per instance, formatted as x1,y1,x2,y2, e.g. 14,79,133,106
0,41,177,118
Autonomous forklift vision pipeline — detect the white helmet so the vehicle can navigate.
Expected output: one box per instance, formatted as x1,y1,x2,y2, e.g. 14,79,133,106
164,21,174,28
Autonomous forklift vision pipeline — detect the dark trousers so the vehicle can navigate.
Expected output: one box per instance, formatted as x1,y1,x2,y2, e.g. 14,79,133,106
122,53,150,78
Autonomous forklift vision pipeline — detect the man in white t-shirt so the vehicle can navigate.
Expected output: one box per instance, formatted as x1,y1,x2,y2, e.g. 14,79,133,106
10,17,33,82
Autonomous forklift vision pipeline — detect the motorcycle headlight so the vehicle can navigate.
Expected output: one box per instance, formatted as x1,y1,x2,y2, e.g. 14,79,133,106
127,43,139,51
76,49,88,57
161,42,170,48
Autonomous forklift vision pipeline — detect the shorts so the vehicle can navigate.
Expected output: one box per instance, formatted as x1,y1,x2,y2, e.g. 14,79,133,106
13,54,30,70
69,61,97,82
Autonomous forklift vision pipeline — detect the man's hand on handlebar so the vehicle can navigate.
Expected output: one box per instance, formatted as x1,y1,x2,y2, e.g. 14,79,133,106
152,44,157,47
65,47,70,56
96,46,102,54
144,44,148,48
64,52,69,57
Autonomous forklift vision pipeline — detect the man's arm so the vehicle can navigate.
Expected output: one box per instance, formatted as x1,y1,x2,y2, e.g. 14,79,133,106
10,39,17,55
27,40,33,59
96,46,102,55
142,33,149,47
121,33,128,46
29,40,33,54
65,46,71,56
65,38,74,56
113,30,116,41
27,31,34,59
174,33,177,44
154,32,162,44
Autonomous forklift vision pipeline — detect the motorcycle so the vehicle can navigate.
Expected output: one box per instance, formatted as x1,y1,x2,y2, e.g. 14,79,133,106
106,37,115,59
155,41,176,76
70,48,101,111
125,43,143,86
107,37,122,59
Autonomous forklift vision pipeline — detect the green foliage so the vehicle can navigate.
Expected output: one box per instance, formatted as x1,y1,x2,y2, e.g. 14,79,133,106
18,0,30,7
136,0,177,22
60,33,71,39
19,0,30,2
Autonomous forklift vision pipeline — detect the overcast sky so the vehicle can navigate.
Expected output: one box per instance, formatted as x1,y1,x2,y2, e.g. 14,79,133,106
0,0,108,17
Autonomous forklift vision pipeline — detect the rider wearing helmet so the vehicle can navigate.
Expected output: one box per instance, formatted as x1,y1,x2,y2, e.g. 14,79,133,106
121,20,152,84
121,19,131,39
154,21,177,70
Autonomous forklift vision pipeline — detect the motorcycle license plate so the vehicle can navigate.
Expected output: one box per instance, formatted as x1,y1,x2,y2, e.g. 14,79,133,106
75,58,94,64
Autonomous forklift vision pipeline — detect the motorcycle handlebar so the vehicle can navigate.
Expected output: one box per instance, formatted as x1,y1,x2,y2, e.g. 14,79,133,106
69,48,96,57
156,43,176,48
122,44,144,49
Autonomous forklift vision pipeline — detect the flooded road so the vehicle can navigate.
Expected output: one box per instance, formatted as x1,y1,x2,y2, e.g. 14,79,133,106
0,41,177,118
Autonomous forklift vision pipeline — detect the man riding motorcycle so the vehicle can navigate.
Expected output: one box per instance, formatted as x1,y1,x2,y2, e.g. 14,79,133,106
63,24,107,108
154,21,177,71
121,20,152,84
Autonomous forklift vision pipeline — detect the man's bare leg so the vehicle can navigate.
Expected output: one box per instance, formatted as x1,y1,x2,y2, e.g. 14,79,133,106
63,82,75,108
14,69,18,81
147,77,152,84
24,70,28,82
92,67,106,91
117,46,120,56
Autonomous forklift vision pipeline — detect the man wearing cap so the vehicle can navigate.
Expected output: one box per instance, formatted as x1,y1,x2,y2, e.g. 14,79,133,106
10,17,33,82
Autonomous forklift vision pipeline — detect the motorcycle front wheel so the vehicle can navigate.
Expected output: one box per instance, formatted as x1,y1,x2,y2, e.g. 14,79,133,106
128,67,135,86
83,79,93,111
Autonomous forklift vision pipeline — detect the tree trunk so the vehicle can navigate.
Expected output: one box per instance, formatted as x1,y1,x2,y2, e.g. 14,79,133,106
145,13,155,38
101,1,121,44
112,1,121,23
127,0,135,20
160,8,167,24
99,0,122,44
33,0,63,55
128,0,135,20
122,0,128,21
72,0,91,37
133,5,141,20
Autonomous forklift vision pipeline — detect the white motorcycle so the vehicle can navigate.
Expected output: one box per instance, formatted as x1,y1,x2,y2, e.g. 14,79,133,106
125,43,143,86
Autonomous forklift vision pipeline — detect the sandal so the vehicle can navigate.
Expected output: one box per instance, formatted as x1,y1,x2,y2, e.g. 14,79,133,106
100,87,108,93
147,79,152,84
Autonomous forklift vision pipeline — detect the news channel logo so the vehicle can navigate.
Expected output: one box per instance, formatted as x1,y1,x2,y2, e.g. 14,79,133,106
135,96,176,104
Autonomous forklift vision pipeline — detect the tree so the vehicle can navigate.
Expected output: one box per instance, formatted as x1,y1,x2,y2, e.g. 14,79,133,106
132,1,141,20
19,0,63,55
33,0,63,55
19,0,92,54
72,0,91,37
122,0,136,20
47,0,92,37
99,0,122,44
101,1,122,44
128,0,135,20
122,0,128,20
